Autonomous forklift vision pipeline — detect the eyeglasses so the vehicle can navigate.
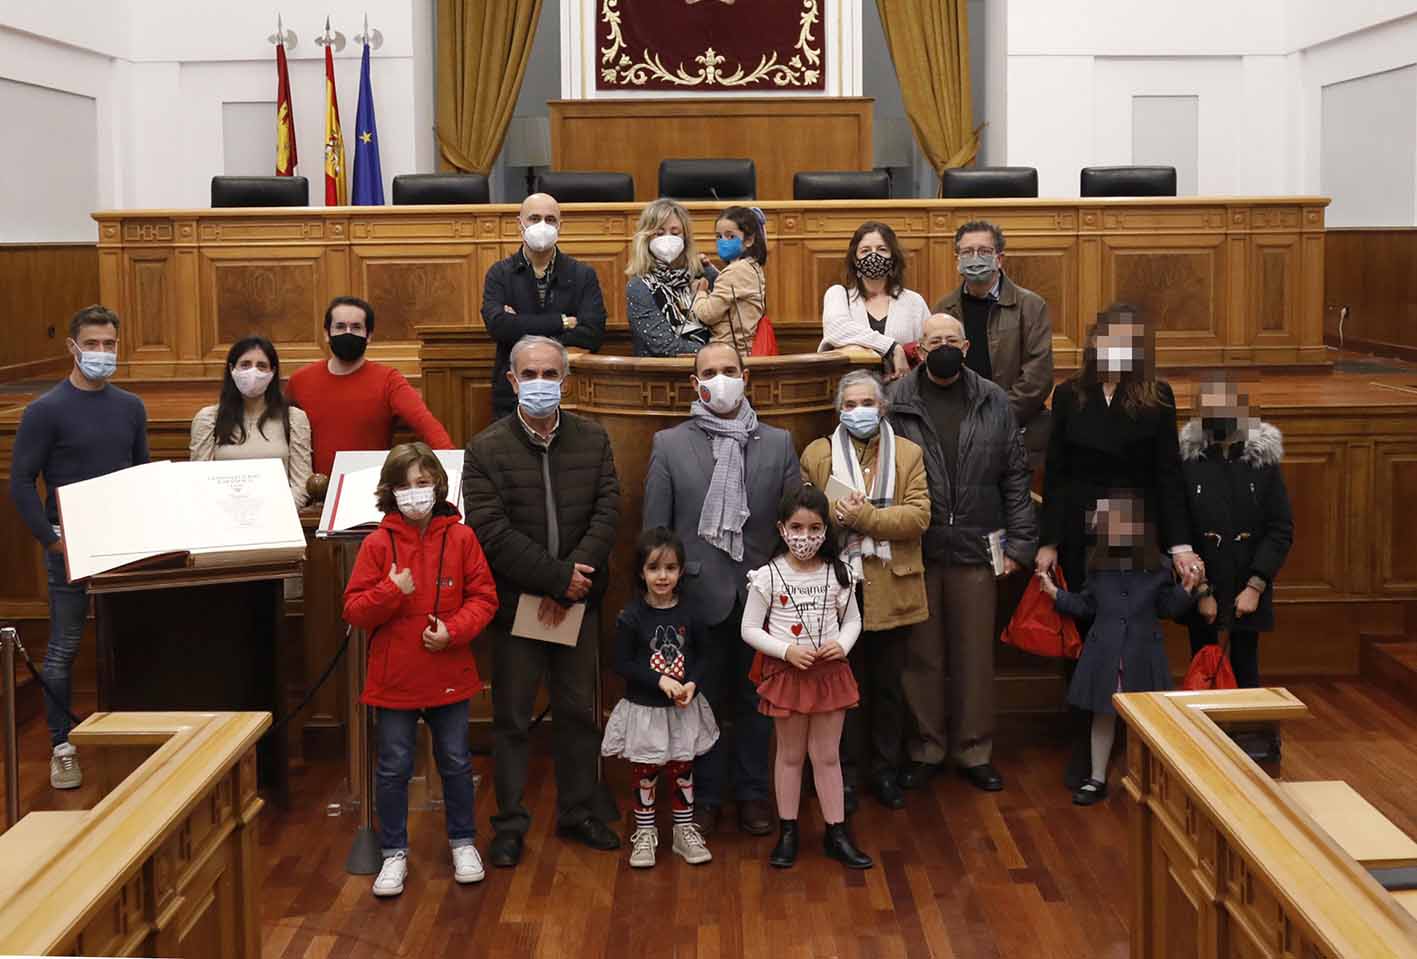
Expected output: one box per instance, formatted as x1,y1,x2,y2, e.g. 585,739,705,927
957,247,996,257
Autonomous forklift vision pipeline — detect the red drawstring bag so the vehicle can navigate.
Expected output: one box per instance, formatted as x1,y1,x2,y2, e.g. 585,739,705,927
751,315,779,356
1181,641,1237,691
1001,568,1083,659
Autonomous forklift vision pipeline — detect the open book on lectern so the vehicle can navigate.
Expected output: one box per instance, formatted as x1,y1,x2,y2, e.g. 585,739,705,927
316,449,466,537
55,458,307,582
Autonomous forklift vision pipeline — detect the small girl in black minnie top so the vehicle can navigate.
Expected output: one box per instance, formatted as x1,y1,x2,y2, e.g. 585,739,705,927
601,527,720,868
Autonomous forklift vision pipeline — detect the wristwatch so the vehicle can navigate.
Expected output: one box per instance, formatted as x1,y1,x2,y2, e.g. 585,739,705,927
1246,575,1267,593
1194,582,1214,599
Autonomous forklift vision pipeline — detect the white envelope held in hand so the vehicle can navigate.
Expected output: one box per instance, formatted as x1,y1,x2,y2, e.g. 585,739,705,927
511,594,586,646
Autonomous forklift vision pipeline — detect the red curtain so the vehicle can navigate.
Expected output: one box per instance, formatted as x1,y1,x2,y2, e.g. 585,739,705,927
596,0,827,93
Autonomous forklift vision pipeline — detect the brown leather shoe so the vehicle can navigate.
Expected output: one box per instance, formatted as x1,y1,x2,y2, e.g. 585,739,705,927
738,799,774,836
693,804,720,835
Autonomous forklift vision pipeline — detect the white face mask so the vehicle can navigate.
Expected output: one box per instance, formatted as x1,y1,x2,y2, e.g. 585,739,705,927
649,234,685,264
232,367,274,399
1098,345,1137,374
394,486,437,520
522,220,559,253
696,374,745,415
780,528,827,562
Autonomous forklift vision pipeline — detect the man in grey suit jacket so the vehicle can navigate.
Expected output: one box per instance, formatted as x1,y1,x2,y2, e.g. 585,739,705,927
642,342,800,836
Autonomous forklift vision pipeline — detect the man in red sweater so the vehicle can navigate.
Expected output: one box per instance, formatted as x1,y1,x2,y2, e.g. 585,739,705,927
288,296,454,476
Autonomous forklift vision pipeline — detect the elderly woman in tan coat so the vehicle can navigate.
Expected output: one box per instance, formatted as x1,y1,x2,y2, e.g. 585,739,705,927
800,370,930,813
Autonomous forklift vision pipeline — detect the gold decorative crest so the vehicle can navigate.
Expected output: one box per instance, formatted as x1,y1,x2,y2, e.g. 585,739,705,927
599,0,821,88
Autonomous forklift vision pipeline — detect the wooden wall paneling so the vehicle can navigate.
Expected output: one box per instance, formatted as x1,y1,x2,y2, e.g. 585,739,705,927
1374,441,1417,593
1002,233,1081,365
548,97,874,202
0,245,101,382
1323,229,1417,357
200,246,328,366
349,244,482,340
1271,437,1348,599
1102,231,1228,351
1299,205,1328,365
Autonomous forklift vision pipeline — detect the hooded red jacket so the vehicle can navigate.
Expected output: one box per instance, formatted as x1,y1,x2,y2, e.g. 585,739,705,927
344,506,499,709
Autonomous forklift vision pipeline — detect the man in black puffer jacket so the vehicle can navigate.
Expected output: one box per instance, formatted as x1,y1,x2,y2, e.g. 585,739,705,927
887,313,1037,794
463,335,621,868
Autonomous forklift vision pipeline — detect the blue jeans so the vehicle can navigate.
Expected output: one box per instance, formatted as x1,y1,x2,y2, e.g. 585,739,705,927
375,701,477,855
43,549,88,747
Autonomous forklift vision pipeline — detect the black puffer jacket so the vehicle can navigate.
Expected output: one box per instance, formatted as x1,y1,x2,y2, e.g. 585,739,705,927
461,411,620,626
887,365,1038,568
1178,419,1293,632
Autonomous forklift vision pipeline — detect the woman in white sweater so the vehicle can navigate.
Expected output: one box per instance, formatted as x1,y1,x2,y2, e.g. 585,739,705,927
818,221,930,381
190,335,312,507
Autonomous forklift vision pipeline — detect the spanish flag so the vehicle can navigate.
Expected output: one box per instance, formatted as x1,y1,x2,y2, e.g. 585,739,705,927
274,40,298,176
323,44,347,206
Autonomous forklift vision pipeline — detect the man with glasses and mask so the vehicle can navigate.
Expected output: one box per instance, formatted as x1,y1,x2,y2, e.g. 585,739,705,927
10,305,149,790
482,192,607,419
288,295,453,477
641,341,800,838
886,313,1037,794
463,335,622,868
934,220,1053,465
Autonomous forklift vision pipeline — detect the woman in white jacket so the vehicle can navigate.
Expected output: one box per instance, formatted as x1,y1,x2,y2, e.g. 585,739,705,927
818,221,930,381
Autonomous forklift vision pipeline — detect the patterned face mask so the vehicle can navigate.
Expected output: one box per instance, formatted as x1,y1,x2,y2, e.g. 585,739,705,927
856,251,892,280
780,527,826,561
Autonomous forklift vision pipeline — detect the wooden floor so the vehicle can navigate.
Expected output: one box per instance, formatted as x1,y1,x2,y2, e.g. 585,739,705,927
4,679,1417,958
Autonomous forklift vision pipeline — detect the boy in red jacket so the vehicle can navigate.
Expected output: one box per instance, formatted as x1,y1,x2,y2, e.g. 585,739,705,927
343,443,498,897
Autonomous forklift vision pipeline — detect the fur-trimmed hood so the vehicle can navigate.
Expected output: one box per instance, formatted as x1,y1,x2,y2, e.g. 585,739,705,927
1179,419,1283,467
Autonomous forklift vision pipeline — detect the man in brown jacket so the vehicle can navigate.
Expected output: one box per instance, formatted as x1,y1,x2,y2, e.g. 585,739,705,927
933,220,1053,465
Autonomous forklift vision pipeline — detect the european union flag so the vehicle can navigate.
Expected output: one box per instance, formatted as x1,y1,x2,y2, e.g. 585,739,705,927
351,42,384,205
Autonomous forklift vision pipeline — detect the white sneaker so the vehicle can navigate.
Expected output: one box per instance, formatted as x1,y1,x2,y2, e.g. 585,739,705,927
452,844,485,884
672,822,712,865
372,851,408,897
50,742,82,790
629,826,658,868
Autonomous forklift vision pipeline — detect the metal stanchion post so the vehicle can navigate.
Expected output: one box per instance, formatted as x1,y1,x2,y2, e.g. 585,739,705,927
340,536,381,874
2,626,20,831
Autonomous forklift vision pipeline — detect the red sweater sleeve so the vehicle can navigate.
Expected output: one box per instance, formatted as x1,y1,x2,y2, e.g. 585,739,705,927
343,534,405,630
443,528,499,648
385,369,453,450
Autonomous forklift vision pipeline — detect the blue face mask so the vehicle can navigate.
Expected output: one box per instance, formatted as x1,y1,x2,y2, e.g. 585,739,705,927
840,406,880,439
76,349,117,382
517,377,562,418
716,236,744,262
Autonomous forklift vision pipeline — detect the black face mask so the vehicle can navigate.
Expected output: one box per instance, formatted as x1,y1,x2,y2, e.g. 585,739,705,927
329,332,368,362
926,345,964,381
1202,416,1237,439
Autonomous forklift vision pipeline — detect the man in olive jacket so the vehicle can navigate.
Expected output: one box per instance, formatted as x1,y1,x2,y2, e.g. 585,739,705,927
887,314,1037,793
463,335,621,867
934,219,1053,464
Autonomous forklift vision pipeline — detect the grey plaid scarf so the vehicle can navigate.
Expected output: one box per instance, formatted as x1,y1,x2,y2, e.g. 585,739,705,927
693,399,758,562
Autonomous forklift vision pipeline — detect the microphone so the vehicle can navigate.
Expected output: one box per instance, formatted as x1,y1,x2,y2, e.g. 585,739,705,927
709,186,720,201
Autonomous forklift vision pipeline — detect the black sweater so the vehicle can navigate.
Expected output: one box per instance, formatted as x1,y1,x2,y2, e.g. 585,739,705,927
613,595,709,707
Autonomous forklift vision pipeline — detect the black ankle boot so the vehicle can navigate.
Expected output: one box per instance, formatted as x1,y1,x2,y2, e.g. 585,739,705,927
768,819,799,868
823,822,873,869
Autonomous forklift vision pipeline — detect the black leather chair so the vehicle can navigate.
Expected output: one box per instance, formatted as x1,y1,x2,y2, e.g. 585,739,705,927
1080,166,1177,198
534,171,635,202
658,159,755,200
940,166,1039,199
390,173,491,205
210,176,308,207
793,170,891,200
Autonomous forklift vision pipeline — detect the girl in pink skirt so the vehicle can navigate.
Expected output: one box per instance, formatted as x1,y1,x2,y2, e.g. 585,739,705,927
742,486,873,870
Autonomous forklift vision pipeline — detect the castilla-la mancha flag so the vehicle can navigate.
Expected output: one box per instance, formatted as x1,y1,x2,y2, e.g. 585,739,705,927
323,44,348,205
274,41,297,175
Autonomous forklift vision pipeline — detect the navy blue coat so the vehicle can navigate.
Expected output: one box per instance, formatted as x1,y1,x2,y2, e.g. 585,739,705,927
1056,563,1194,714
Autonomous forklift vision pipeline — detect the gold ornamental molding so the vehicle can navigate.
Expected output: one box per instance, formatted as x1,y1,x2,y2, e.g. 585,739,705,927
599,0,821,88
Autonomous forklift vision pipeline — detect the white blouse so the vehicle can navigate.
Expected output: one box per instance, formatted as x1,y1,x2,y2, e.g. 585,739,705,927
741,559,861,660
818,284,930,354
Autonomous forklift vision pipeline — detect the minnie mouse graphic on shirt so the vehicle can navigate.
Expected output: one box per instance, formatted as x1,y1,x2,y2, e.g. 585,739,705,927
649,624,687,680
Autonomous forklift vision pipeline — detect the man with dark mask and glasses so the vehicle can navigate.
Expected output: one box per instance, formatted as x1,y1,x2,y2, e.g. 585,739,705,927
933,220,1053,465
886,313,1036,794
288,295,453,477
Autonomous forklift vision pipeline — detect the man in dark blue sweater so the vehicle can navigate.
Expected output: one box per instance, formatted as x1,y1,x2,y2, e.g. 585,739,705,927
9,305,148,789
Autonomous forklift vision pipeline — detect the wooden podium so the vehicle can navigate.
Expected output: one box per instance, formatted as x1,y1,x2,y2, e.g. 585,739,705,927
87,560,301,807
